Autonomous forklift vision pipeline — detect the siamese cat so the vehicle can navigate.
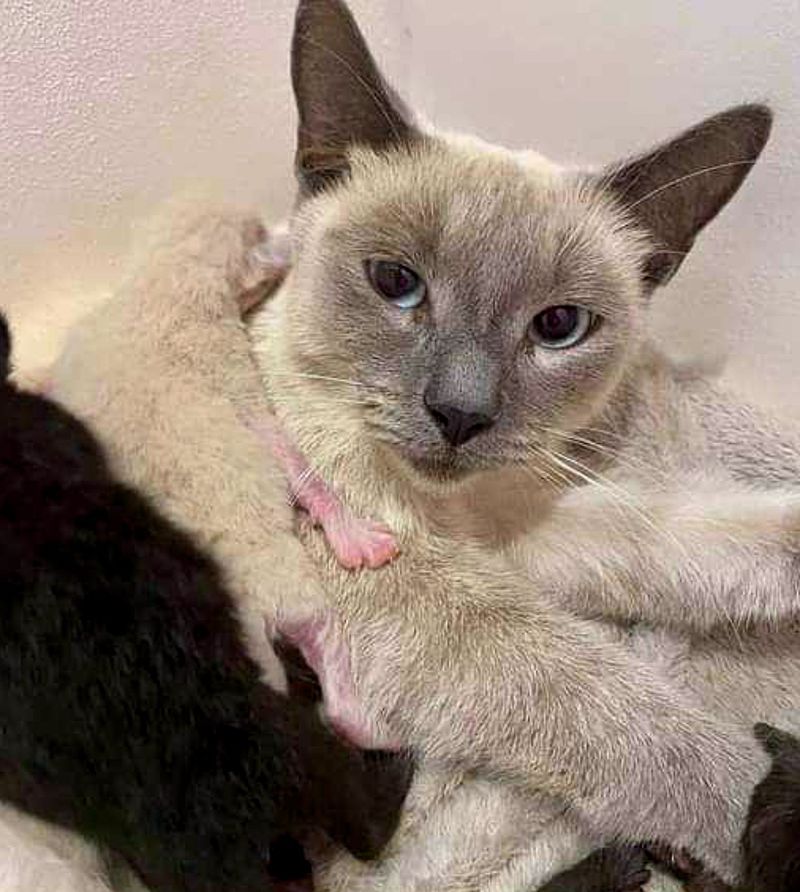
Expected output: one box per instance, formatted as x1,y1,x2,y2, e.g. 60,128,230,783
49,0,798,889
244,0,800,889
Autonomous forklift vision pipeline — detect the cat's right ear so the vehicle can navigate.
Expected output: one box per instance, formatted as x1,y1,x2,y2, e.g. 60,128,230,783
291,0,418,196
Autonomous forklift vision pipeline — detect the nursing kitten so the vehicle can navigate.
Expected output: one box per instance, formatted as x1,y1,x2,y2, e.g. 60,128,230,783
0,312,411,892
246,0,800,888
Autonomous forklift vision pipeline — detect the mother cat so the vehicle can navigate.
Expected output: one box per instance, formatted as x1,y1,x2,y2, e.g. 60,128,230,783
248,1,800,889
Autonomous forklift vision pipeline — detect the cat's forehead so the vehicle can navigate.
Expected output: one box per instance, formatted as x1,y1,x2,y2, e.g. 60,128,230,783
322,135,636,292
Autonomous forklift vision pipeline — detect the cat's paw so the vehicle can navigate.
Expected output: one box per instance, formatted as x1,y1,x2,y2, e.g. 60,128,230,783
321,515,399,571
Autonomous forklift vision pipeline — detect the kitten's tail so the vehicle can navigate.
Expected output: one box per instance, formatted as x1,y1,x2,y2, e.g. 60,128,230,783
0,313,10,381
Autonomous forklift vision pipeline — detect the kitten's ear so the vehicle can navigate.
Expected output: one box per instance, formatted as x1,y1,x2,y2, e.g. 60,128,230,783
604,104,772,288
291,0,418,196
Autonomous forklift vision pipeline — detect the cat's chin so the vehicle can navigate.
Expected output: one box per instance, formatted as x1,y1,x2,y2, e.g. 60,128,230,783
402,451,491,487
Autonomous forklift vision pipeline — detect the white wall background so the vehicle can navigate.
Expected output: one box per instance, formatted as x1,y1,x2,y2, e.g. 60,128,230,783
2,0,798,410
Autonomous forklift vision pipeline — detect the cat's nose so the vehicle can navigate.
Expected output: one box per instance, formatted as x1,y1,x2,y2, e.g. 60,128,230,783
424,393,495,447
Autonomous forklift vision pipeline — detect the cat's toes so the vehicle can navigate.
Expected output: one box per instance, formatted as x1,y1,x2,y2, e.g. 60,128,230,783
356,522,400,569
325,518,399,570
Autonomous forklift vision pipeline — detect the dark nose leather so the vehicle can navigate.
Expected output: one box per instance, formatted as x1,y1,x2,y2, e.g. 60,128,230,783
424,395,495,447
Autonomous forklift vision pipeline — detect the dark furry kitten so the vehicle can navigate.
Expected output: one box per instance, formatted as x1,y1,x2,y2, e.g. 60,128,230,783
646,721,800,892
743,723,800,892
537,846,650,892
0,313,410,892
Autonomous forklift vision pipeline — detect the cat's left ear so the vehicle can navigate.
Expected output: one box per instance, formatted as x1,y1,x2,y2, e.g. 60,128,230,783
603,104,772,288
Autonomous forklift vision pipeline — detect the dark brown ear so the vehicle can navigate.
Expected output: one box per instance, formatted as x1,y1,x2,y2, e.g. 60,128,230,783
603,104,772,288
291,0,418,196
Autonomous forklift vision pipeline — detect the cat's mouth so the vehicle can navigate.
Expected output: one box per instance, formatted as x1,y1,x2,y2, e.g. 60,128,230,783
406,451,473,482
390,438,502,483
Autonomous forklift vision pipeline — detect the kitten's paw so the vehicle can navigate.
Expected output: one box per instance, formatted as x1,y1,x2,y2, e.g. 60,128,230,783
645,844,731,892
323,516,399,571
275,611,401,751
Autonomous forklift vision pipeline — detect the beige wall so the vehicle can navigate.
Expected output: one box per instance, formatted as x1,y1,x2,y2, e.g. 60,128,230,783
2,0,798,410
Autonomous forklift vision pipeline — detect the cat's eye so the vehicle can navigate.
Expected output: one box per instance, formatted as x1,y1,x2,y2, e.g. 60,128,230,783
529,305,595,349
365,259,427,309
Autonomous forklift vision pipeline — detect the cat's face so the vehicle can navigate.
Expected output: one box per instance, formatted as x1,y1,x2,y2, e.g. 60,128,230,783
284,139,646,483
260,0,770,490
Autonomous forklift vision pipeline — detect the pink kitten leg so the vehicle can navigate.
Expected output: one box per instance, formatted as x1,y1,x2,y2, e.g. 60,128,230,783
277,612,401,751
249,416,399,570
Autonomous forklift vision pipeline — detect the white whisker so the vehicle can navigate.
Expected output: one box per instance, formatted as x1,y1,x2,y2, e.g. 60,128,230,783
296,34,405,143
626,160,758,212
537,445,690,559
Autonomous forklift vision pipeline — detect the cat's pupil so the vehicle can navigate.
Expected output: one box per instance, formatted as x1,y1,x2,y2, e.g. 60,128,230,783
374,262,418,298
535,306,579,341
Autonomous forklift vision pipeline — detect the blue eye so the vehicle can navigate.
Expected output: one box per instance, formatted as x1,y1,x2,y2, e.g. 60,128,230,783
366,259,427,309
529,305,595,349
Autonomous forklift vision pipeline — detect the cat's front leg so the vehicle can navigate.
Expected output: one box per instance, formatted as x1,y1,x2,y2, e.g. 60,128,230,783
524,481,800,632
340,590,769,885
275,611,401,750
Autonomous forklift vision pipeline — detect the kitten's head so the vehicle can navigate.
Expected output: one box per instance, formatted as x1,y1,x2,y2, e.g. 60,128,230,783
269,0,771,488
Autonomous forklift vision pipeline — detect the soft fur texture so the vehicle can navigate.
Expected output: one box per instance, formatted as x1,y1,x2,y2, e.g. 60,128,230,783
243,2,797,890
46,2,799,891
50,202,326,689
0,313,410,891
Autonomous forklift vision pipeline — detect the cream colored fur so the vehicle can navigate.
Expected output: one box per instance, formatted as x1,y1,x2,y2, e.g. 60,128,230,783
51,200,323,689
39,180,797,892
242,131,798,890
0,804,146,892
22,84,789,892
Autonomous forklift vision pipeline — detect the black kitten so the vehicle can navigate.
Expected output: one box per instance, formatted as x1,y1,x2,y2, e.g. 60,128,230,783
537,845,650,892
743,722,800,892
0,314,411,892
